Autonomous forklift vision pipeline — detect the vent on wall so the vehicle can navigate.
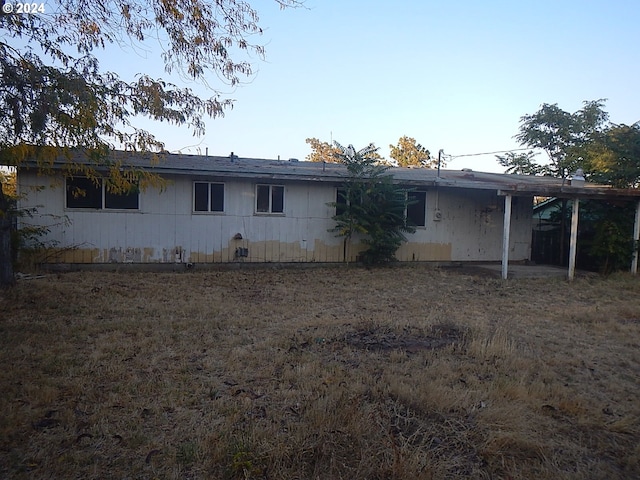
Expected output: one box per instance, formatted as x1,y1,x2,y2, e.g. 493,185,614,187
235,247,248,258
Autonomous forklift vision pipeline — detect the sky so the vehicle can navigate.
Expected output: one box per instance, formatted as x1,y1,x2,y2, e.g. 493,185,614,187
100,0,640,173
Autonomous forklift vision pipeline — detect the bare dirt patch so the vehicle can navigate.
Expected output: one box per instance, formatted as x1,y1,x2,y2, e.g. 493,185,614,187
342,322,466,352
1,264,640,479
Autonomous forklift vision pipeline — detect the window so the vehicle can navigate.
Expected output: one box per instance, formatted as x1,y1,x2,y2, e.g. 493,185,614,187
66,177,139,210
335,187,348,216
66,177,102,209
194,182,224,212
406,191,427,227
105,185,139,210
256,185,284,214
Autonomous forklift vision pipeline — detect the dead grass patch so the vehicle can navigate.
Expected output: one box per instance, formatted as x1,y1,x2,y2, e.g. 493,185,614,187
1,265,640,479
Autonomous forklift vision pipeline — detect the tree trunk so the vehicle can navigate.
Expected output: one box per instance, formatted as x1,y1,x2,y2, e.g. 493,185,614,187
0,182,15,288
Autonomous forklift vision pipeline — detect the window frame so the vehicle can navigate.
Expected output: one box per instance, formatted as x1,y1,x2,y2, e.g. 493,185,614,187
193,181,225,213
65,177,140,211
255,184,285,214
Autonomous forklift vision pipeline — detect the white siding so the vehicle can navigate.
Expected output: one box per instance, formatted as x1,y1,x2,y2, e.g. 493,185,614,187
17,171,533,264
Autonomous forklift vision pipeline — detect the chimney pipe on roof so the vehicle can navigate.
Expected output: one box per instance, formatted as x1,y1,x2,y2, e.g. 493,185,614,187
569,168,585,187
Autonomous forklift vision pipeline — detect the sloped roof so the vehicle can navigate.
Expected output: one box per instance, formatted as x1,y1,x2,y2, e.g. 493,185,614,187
25,150,640,200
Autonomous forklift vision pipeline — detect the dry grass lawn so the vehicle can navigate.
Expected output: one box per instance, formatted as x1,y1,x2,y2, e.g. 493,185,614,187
1,264,640,479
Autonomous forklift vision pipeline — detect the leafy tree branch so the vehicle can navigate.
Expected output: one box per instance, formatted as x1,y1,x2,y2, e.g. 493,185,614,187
0,0,303,286
330,142,415,265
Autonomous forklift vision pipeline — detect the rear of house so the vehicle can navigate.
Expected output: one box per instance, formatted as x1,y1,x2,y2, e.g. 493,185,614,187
17,152,534,265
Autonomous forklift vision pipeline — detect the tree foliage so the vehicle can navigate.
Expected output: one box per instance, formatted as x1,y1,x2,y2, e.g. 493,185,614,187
305,138,341,163
583,123,640,188
582,201,637,274
509,100,640,188
330,143,415,264
547,199,637,274
496,151,543,175
0,0,301,286
511,100,640,273
0,0,302,172
514,100,609,179
389,136,436,168
0,170,17,198
305,137,386,164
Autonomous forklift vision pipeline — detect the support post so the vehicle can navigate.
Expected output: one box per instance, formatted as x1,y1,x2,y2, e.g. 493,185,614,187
568,198,580,281
501,194,512,280
632,200,640,275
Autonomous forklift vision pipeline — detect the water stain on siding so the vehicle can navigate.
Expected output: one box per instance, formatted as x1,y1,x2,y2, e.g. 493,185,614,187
195,239,347,263
395,242,453,262
38,240,454,264
108,247,142,263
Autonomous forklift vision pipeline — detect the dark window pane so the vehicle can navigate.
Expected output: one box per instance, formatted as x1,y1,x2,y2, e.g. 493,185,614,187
407,191,426,227
105,186,139,209
256,185,270,212
271,186,284,213
210,183,224,212
336,188,347,216
194,182,209,211
67,177,101,209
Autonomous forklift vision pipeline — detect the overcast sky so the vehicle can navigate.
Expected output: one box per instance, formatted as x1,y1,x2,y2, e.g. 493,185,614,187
102,0,640,172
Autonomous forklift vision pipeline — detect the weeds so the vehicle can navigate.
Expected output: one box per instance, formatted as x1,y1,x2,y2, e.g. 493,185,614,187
1,265,639,479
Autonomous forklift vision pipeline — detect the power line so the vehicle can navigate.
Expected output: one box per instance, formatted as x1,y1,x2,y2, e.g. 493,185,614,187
449,147,532,159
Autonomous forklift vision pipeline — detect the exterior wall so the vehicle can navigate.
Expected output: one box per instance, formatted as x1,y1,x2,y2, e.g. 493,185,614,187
396,189,532,262
17,171,532,264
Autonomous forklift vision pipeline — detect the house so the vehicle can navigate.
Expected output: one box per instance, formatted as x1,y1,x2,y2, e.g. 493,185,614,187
16,151,640,278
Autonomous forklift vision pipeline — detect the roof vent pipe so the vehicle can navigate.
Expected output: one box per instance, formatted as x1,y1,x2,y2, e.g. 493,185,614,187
570,168,585,187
